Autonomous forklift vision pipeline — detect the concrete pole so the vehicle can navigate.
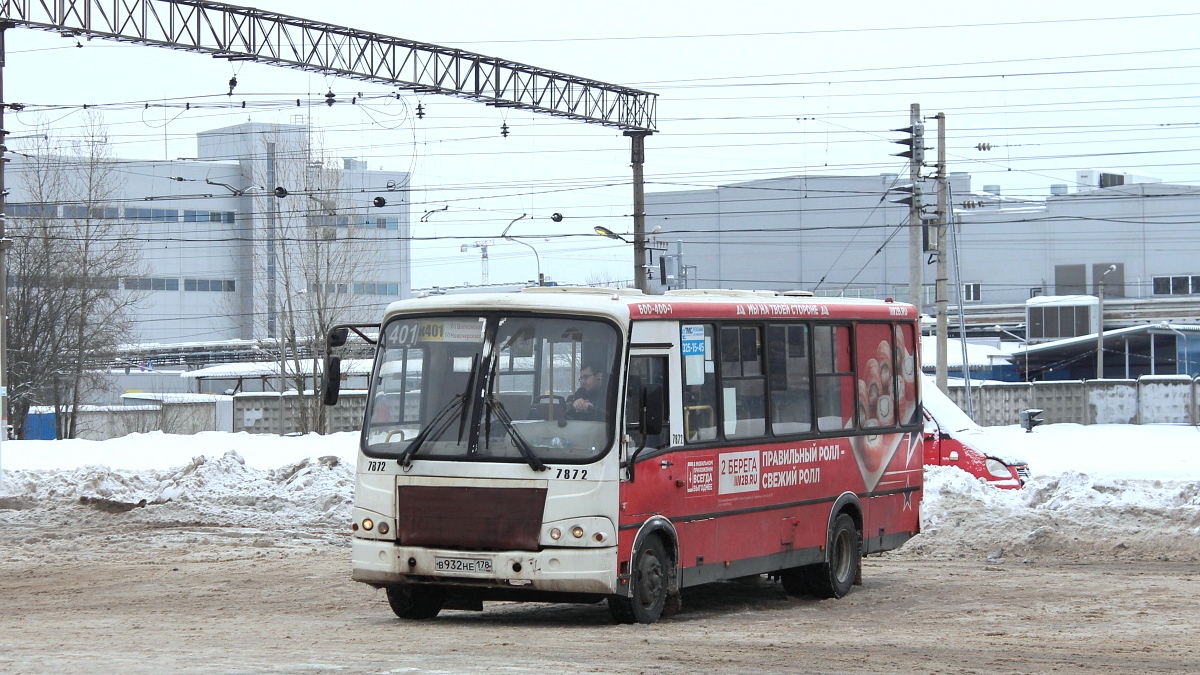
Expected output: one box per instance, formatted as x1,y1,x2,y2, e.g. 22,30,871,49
266,142,279,338
1097,279,1105,379
625,131,650,292
907,103,922,315
0,24,8,459
935,113,949,394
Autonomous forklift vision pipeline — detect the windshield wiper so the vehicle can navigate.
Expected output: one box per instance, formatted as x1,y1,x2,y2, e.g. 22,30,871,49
486,396,546,472
397,395,464,468
399,355,481,468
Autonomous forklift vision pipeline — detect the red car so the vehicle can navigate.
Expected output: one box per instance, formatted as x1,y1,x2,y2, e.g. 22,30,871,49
921,379,1029,489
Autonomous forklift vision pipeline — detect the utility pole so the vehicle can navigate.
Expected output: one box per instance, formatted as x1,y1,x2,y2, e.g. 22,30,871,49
934,112,949,393
625,130,651,292
906,104,923,314
0,23,10,456
266,142,279,339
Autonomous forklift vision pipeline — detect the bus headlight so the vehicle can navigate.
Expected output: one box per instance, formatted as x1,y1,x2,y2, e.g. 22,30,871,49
542,517,615,547
377,521,389,535
361,518,374,531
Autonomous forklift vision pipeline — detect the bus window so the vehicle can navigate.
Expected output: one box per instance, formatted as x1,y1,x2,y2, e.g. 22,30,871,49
626,355,669,450
855,323,895,428
814,324,854,431
364,314,619,464
681,324,717,442
768,324,812,434
720,325,765,439
894,322,919,425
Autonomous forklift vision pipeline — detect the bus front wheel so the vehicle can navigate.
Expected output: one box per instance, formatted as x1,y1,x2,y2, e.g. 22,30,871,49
608,536,670,624
385,585,445,620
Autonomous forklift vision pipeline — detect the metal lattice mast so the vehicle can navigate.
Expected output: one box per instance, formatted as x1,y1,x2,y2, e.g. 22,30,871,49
0,0,656,131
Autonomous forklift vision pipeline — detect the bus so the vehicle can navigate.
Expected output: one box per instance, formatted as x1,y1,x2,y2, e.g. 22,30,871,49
323,287,923,624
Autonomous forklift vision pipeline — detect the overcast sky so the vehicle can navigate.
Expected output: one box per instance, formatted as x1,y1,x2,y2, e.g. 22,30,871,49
4,0,1198,289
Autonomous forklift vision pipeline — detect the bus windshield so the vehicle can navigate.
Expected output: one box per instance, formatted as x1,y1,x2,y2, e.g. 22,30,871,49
364,313,620,465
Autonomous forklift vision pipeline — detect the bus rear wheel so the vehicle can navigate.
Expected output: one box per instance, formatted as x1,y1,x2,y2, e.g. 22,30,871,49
385,585,445,620
608,536,669,624
801,513,860,599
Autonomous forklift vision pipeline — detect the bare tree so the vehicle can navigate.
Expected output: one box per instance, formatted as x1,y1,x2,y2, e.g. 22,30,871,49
6,114,142,438
246,127,392,434
585,270,630,289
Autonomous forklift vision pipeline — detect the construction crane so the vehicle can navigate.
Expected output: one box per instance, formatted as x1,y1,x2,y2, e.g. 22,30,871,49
460,240,496,286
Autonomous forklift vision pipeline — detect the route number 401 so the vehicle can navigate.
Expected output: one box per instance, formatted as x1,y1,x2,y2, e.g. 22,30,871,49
555,468,588,480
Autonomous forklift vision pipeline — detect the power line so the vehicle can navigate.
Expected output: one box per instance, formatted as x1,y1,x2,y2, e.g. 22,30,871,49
446,12,1200,44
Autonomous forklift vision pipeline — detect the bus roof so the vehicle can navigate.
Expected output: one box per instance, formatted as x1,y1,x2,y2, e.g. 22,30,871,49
381,287,917,323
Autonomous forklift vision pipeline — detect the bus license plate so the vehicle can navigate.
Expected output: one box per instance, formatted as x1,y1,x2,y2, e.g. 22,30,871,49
434,557,493,574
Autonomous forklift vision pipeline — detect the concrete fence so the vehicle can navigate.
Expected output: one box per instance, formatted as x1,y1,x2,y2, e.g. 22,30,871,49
945,376,1200,427
25,392,370,441
232,391,367,435
36,379,1200,441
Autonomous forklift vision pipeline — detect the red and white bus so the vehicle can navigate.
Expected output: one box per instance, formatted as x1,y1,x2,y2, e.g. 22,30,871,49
324,287,923,623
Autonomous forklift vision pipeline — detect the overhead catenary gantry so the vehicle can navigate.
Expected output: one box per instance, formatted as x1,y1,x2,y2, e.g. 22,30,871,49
0,0,656,131
0,0,659,287
0,0,659,452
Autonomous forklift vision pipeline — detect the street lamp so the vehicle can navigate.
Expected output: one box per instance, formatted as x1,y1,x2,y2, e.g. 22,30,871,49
1160,322,1191,376
499,214,542,286
994,324,1029,382
1097,264,1116,379
594,225,629,243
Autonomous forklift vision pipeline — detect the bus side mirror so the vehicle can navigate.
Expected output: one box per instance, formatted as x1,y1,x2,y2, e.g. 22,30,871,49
640,384,664,436
322,356,342,406
327,327,349,349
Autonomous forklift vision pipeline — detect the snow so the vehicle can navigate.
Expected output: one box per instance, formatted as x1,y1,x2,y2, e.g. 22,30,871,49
919,337,1010,369
1,430,360,472
2,418,1199,562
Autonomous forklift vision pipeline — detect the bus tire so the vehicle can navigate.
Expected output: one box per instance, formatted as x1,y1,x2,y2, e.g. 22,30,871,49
779,568,807,597
802,513,860,599
385,585,445,620
607,535,669,624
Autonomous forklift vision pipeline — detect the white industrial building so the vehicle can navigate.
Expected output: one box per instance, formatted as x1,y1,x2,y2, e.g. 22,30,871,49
645,170,1200,322
644,170,1200,378
7,121,411,345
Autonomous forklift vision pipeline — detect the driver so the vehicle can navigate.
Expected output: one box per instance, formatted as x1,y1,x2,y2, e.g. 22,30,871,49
567,361,608,420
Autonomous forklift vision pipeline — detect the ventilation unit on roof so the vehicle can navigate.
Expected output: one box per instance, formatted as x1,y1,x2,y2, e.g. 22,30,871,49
1075,169,1162,191
1025,296,1099,343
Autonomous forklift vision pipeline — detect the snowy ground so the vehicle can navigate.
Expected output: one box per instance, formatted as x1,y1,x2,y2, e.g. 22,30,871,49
1,424,1199,563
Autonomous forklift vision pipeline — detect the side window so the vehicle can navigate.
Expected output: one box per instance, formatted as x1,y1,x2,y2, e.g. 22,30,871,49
814,324,854,432
626,356,669,450
719,326,765,439
855,323,895,429
894,323,919,426
681,324,718,443
374,345,424,425
768,324,812,434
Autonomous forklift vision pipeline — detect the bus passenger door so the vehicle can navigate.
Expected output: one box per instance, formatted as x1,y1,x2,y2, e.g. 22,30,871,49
621,351,682,519
624,334,716,581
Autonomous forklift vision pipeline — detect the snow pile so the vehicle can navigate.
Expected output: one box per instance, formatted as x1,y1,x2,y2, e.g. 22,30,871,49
2,425,1200,563
0,444,356,566
910,466,1200,561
